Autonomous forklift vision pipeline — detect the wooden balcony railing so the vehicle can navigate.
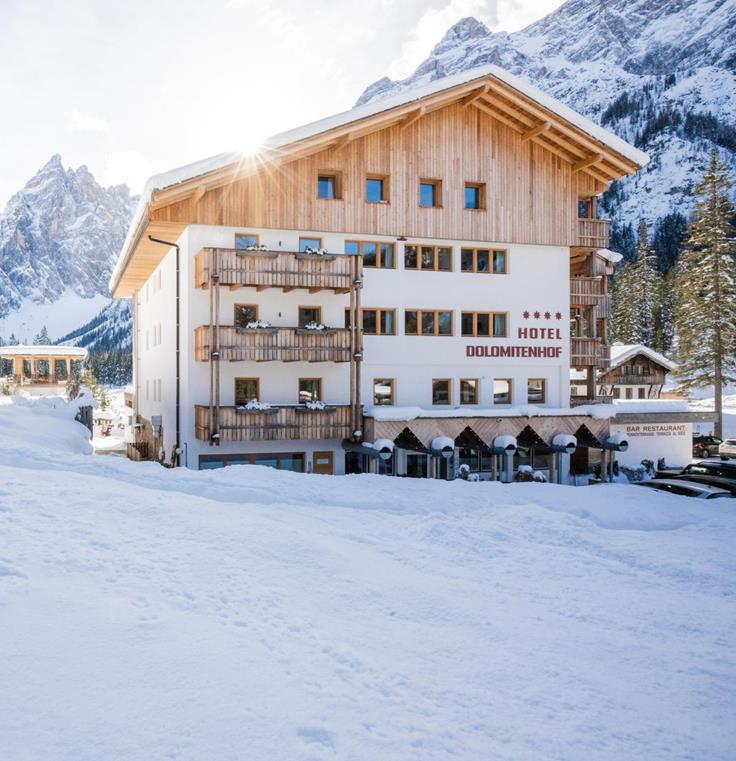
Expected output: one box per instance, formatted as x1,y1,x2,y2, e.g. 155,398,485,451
194,326,352,363
611,374,661,385
570,395,614,407
570,276,611,316
194,248,356,292
195,404,352,443
575,218,610,249
571,337,609,369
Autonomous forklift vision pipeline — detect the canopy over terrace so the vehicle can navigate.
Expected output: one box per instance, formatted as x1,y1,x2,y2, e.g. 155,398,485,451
0,345,87,385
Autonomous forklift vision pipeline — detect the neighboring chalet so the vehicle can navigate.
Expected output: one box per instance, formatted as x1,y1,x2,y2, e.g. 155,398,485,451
598,344,676,400
110,64,653,478
0,344,87,396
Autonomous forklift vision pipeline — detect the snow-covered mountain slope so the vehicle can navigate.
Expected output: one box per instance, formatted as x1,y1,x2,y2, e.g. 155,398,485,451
357,0,736,227
56,299,132,352
0,155,136,338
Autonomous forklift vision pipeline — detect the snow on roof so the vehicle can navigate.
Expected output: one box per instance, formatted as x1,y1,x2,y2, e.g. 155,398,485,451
0,344,87,358
609,344,677,373
366,404,618,421
595,248,623,264
111,63,649,293
611,400,689,414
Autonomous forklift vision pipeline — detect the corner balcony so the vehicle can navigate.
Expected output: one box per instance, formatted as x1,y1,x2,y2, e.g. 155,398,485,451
194,404,353,442
194,248,356,293
575,218,610,249
571,337,609,369
194,325,352,363
570,276,611,316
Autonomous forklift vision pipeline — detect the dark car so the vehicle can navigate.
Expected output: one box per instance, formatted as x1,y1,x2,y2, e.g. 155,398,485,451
680,460,736,481
637,479,733,499
670,473,736,496
693,435,722,458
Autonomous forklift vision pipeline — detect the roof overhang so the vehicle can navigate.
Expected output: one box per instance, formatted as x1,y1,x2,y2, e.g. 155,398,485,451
110,64,649,297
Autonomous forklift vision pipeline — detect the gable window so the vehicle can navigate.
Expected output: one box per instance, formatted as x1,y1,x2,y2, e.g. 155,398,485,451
464,183,485,210
235,377,259,405
419,179,442,208
234,304,258,329
373,378,394,406
345,240,395,268
432,379,451,406
461,311,507,337
404,245,452,271
299,237,322,252
460,379,479,405
365,174,388,204
299,377,322,403
317,172,341,200
527,378,546,404
493,379,512,405
404,309,453,336
235,233,259,250
298,306,322,327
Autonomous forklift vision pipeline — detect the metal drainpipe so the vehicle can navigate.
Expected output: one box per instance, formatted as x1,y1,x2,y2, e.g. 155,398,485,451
148,235,181,467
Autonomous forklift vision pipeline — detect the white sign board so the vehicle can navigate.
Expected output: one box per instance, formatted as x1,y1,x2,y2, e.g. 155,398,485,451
610,421,692,469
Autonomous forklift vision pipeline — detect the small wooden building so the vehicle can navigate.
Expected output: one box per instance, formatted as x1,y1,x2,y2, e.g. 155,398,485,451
0,344,87,394
596,344,676,400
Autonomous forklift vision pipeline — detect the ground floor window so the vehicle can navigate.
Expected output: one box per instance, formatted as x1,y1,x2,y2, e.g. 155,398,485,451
457,446,493,473
405,453,428,478
527,378,546,404
513,446,551,471
199,452,305,471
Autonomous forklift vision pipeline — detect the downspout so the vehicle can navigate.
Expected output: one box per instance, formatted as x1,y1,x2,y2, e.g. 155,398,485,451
148,235,181,467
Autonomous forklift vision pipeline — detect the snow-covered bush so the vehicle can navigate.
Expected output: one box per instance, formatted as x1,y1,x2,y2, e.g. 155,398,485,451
237,400,272,411
514,465,547,483
0,376,14,396
302,246,329,256
456,464,479,481
304,400,327,410
621,459,656,483
302,321,327,331
245,319,273,329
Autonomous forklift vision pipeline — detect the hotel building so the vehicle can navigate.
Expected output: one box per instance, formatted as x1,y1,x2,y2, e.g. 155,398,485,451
111,65,658,478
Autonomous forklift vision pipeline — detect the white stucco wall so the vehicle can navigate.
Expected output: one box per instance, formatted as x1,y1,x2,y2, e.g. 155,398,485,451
610,421,692,469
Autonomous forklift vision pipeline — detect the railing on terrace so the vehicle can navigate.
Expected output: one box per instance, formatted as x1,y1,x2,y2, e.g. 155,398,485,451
571,337,609,369
194,326,352,363
575,218,610,249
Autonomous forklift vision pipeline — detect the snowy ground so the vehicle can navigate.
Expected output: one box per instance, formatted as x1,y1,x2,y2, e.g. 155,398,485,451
690,394,736,437
1,397,735,761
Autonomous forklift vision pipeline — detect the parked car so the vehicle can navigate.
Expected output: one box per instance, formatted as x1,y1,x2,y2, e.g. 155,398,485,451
637,479,733,499
692,435,722,458
679,460,736,481
669,473,736,496
718,438,736,461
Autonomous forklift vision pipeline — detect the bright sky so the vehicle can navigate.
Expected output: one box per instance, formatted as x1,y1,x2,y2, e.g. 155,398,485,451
0,0,561,206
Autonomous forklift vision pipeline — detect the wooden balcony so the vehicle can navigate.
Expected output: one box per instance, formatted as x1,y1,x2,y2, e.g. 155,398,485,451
570,276,611,316
612,374,661,385
570,395,614,407
571,337,609,369
194,248,356,292
194,326,352,363
194,404,352,443
575,218,610,249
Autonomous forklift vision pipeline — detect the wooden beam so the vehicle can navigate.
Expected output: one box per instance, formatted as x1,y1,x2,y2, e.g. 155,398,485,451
478,94,534,127
398,107,426,131
472,99,524,133
530,135,575,164
192,185,208,204
573,153,604,172
522,121,551,142
460,85,489,108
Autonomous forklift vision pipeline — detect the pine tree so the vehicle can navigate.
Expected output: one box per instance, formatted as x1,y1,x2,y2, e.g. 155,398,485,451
8,333,19,346
653,267,677,353
673,150,736,437
33,325,51,345
610,263,640,343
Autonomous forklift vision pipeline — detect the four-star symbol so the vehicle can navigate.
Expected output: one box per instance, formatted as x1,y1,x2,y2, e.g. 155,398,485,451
522,310,565,320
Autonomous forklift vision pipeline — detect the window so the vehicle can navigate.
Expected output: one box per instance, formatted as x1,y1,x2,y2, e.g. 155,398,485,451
492,250,507,274
493,379,512,405
460,379,479,405
404,245,452,271
298,306,321,327
464,182,485,210
349,308,396,336
373,378,394,406
419,178,441,207
461,311,507,337
299,237,322,252
625,387,633,399
199,452,305,471
299,378,322,403
235,233,259,250
365,174,388,203
432,379,451,405
317,172,341,199
527,378,546,404
345,240,394,268
461,248,505,274
404,309,453,336
613,387,621,399
235,378,259,405
234,304,258,329
637,387,646,399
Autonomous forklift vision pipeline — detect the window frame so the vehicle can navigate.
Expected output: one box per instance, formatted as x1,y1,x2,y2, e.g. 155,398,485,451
404,309,454,336
234,303,259,329
316,171,342,200
298,305,322,327
432,378,452,406
460,378,479,405
298,377,322,404
527,378,546,404
493,378,513,405
199,452,305,471
419,178,442,208
299,237,323,252
234,232,260,250
365,173,389,204
347,307,397,336
492,249,508,274
235,377,260,406
461,311,508,338
373,377,395,406
404,244,453,272
464,182,486,210
345,240,395,269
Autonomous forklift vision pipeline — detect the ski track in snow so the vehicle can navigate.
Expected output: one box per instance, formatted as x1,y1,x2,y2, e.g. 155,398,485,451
0,397,734,760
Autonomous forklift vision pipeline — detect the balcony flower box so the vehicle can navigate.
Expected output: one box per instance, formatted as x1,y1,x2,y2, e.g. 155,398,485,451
295,402,336,414
235,401,278,414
